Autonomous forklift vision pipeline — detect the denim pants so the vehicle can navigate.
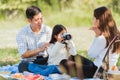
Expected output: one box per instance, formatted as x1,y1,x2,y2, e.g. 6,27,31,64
18,60,29,73
18,60,61,76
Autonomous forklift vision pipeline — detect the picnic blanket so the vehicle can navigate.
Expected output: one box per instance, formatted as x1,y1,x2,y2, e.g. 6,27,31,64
0,64,73,80
0,64,103,80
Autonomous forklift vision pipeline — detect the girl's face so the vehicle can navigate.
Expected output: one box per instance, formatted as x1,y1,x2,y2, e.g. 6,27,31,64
55,29,67,42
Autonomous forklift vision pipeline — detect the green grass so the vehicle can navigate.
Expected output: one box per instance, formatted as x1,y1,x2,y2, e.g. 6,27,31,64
0,48,20,66
0,48,120,67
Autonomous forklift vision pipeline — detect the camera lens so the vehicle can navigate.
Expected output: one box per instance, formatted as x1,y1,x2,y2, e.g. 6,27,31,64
65,34,71,40
62,33,72,40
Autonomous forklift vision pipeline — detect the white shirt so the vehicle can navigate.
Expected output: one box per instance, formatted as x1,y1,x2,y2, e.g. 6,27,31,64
16,24,52,61
88,35,119,70
47,40,77,65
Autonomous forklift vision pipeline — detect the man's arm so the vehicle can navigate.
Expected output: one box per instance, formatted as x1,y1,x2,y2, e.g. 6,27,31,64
22,43,50,58
22,48,44,58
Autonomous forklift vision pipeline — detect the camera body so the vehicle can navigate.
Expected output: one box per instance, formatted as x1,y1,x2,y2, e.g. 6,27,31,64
61,33,72,40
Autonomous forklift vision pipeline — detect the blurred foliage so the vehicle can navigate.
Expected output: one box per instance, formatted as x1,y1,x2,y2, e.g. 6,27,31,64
0,0,120,27
109,0,120,13
0,0,120,19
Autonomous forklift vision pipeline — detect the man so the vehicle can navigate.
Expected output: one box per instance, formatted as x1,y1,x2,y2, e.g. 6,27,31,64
16,6,52,72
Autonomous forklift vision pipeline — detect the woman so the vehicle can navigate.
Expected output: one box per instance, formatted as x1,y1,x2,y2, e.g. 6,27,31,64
89,6,120,71
47,24,77,65
60,6,120,79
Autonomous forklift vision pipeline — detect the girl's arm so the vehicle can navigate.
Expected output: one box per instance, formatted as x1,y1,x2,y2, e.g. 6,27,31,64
66,40,77,55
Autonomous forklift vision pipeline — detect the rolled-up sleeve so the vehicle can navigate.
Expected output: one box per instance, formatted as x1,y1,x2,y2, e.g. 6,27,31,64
67,40,77,55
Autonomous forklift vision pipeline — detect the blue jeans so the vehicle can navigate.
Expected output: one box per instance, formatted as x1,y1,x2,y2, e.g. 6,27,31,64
18,60,61,76
18,60,29,73
28,63,61,76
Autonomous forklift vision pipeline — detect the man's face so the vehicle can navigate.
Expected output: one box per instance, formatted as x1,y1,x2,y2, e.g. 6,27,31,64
28,13,43,28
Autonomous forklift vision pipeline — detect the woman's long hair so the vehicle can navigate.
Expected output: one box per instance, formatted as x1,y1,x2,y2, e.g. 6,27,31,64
49,24,66,44
94,6,120,53
59,59,77,77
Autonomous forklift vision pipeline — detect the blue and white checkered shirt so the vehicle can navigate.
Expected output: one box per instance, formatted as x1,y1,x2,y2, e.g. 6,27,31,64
16,24,52,61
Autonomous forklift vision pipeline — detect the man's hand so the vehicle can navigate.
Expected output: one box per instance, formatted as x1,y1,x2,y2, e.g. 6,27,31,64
22,43,50,58
39,43,50,52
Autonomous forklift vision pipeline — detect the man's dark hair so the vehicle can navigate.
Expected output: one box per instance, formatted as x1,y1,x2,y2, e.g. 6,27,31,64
26,6,42,19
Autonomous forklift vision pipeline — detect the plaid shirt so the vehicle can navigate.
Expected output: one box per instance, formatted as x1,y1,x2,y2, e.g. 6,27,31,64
16,24,52,61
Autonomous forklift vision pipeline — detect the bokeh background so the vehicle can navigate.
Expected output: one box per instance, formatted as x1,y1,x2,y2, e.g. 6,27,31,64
0,0,120,66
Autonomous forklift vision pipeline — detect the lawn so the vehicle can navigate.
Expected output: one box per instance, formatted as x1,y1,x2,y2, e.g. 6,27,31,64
0,48,120,66
0,48,90,66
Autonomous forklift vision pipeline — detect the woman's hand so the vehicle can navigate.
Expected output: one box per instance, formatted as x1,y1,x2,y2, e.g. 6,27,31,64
89,27,101,37
90,17,101,37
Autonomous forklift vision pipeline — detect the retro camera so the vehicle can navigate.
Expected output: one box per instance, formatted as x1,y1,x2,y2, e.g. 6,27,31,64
61,33,72,40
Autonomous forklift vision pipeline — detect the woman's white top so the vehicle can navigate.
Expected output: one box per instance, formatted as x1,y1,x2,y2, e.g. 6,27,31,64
88,35,119,70
47,40,77,65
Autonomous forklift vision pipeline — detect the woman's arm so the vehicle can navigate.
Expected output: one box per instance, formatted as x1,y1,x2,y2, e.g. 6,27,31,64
88,35,106,58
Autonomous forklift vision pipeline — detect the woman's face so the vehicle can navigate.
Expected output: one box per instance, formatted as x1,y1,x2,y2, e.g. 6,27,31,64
93,17,99,28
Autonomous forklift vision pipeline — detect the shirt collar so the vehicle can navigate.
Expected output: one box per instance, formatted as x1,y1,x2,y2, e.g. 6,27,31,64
27,24,33,33
27,24,45,34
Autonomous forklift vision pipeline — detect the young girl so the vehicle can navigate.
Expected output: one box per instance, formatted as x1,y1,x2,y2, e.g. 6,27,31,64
47,24,77,65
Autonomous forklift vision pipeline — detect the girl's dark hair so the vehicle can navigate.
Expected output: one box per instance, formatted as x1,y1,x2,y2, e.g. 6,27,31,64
26,6,42,19
49,24,66,44
94,6,120,53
